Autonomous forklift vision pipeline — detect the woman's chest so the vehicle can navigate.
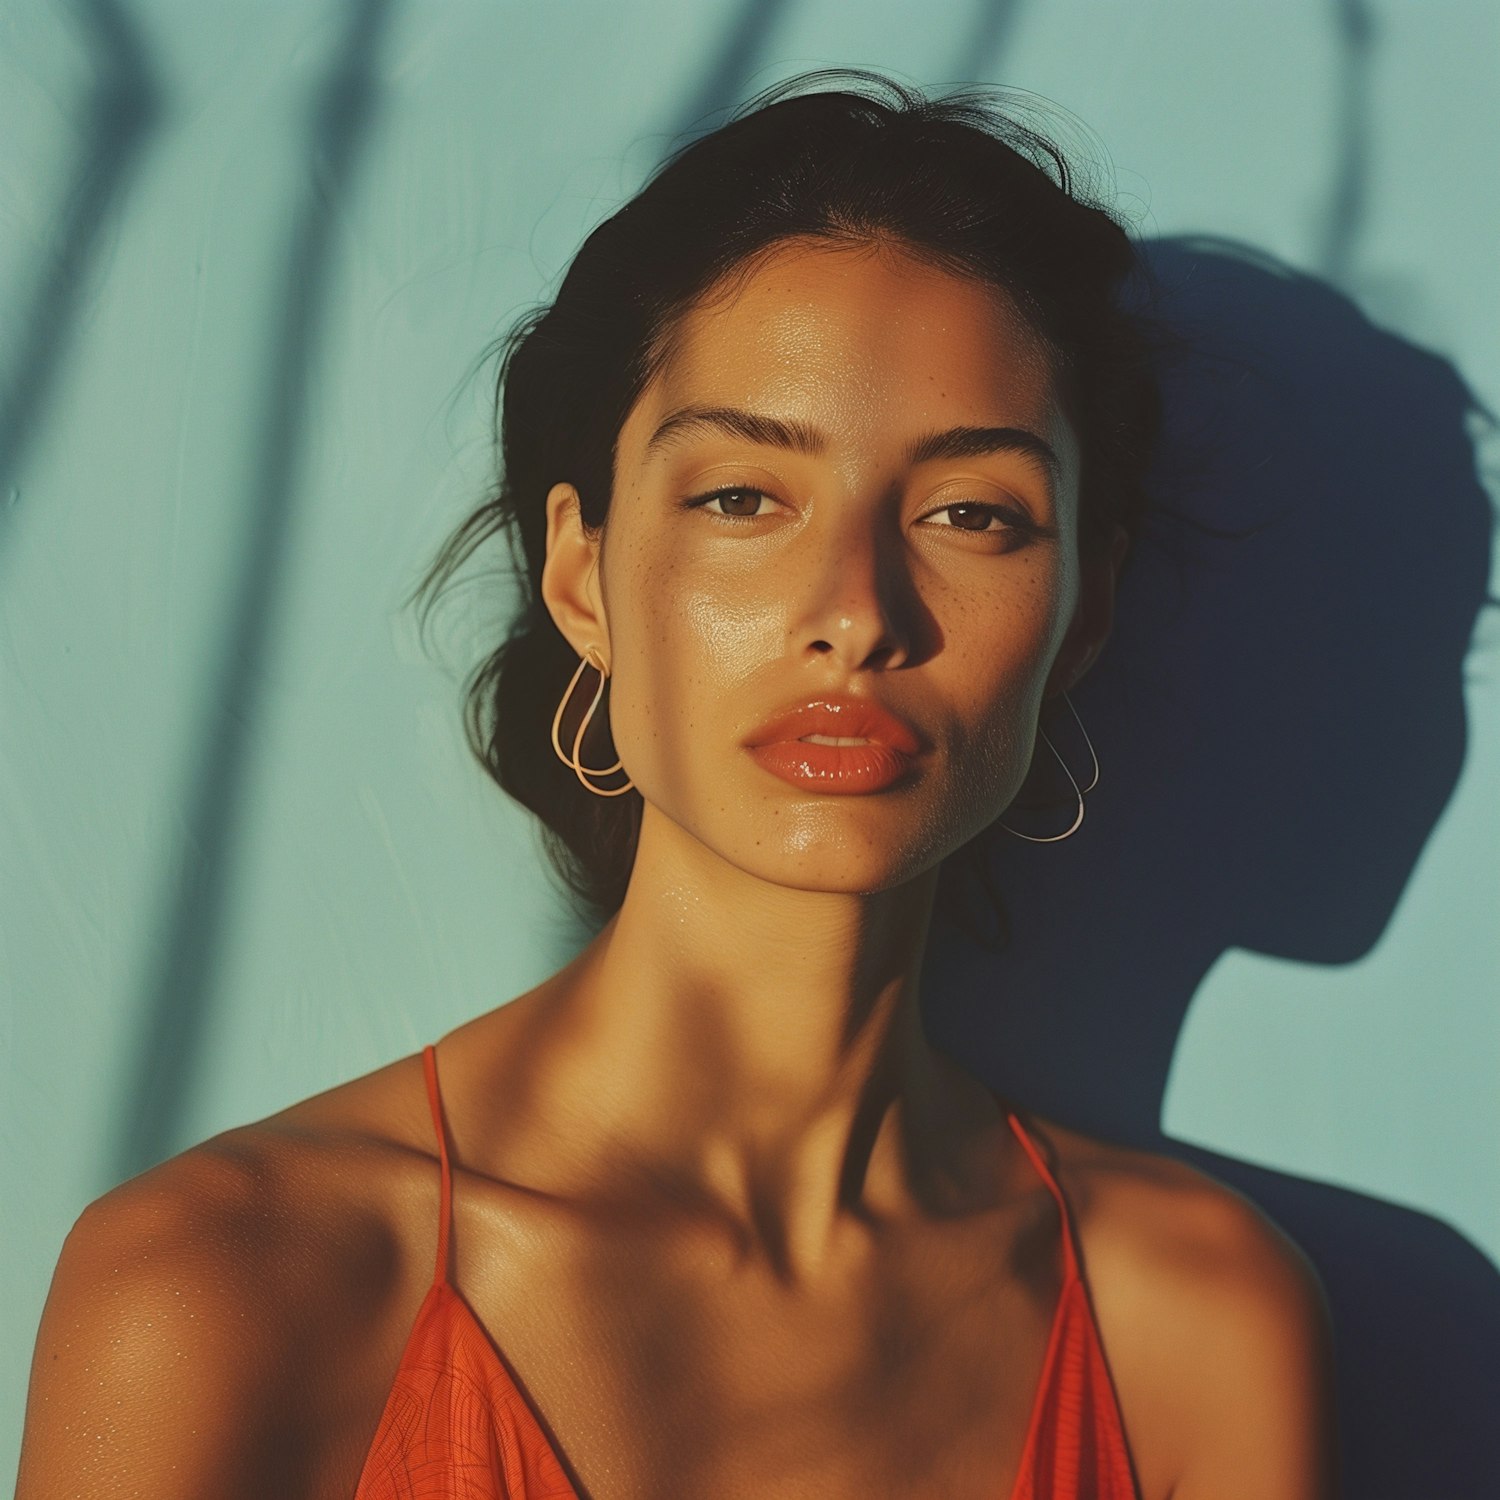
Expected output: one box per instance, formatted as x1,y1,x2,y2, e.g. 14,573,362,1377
511,1339,1048,1500
330,1208,1061,1500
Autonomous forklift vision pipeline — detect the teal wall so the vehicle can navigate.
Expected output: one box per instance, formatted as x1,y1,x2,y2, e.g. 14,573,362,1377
5,0,1497,1490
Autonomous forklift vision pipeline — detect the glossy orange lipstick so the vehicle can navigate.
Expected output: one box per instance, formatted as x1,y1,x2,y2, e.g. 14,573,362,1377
742,694,924,794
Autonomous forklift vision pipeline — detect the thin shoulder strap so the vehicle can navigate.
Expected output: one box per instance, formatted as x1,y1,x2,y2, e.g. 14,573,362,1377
1005,1107,1080,1284
421,1043,452,1288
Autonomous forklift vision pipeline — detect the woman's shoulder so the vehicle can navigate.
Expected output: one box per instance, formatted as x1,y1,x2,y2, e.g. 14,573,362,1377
1015,1109,1338,1497
18,1051,440,1498
84,1047,441,1326
74,1047,432,1270
1022,1108,1328,1313
1014,1110,1281,1255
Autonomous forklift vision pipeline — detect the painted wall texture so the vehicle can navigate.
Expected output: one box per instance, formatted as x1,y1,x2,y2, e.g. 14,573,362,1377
4,1,1497,1492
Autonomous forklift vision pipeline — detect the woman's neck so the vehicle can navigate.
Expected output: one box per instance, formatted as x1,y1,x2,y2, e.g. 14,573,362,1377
483,808,1002,1283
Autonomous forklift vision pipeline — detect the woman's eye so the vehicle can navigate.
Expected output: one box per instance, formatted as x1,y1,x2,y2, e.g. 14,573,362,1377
923,501,1035,536
684,487,775,522
683,490,1041,539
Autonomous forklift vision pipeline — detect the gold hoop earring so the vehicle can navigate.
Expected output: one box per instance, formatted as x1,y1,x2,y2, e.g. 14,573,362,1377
550,645,635,797
997,691,1098,843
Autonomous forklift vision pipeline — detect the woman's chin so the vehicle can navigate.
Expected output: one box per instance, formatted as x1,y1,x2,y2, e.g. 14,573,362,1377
731,844,940,898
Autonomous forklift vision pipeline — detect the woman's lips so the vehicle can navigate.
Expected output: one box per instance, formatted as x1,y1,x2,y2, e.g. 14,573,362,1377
742,694,926,793
746,739,918,793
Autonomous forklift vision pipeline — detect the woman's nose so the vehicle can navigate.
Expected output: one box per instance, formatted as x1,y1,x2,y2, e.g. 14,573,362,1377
796,523,917,671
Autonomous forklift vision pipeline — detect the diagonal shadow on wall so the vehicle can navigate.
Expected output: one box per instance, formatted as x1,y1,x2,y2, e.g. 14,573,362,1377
108,0,396,1185
1319,0,1376,288
927,238,1499,1498
944,0,1027,87
0,0,161,562
661,0,796,149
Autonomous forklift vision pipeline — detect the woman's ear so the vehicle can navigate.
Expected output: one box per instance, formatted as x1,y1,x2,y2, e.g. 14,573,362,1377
540,482,609,655
1045,522,1129,699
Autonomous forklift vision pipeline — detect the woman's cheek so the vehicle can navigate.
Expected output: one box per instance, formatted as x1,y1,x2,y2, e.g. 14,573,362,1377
604,591,756,785
680,585,782,679
952,605,1061,806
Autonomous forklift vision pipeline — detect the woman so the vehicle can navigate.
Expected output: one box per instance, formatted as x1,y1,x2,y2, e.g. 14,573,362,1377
17,70,1338,1499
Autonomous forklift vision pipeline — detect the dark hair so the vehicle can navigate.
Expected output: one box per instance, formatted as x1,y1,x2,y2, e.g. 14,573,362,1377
410,68,1163,932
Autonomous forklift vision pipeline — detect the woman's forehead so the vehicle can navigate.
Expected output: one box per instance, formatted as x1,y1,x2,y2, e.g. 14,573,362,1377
621,240,1069,470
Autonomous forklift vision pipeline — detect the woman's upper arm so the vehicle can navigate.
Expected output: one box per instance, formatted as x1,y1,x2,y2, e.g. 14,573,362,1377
16,1160,294,1500
1165,1193,1341,1500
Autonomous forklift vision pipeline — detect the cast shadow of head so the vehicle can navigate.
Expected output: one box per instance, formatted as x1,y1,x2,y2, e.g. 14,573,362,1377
924,236,1499,1498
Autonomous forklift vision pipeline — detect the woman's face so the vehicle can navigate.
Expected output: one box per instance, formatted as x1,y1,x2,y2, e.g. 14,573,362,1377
544,235,1110,893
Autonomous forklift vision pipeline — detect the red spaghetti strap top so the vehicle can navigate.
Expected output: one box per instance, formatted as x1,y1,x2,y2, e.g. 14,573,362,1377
1000,1110,1140,1500
351,1047,1140,1499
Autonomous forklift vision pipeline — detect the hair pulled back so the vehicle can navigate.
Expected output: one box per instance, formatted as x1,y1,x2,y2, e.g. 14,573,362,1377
412,68,1162,929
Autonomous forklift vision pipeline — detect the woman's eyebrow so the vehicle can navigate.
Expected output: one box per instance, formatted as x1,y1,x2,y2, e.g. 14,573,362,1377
645,403,1059,479
646,404,824,458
